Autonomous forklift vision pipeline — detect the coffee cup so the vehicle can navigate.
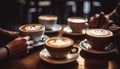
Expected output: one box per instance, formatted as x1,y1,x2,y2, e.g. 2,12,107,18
85,29,113,51
19,24,45,42
38,15,57,30
67,17,89,33
45,37,78,58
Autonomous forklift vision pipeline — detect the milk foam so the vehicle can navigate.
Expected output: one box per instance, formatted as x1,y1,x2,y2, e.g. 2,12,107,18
46,37,73,48
20,24,44,32
25,26,41,31
68,17,87,23
86,29,113,37
39,15,57,20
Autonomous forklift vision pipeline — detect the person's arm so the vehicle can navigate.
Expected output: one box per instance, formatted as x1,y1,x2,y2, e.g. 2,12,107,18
0,36,34,61
89,12,109,29
0,27,19,38
109,1,120,26
89,1,120,29
0,47,8,60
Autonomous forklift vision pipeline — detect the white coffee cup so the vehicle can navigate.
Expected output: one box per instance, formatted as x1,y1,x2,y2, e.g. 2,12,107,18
45,37,79,58
38,15,57,30
19,24,45,42
67,17,89,33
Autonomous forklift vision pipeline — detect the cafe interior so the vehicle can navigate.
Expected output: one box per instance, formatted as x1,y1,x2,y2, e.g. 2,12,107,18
0,0,120,69
0,0,118,30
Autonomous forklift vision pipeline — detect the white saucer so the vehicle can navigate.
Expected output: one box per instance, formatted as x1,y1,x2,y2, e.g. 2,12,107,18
45,24,62,33
33,35,49,47
39,48,79,64
79,39,117,54
63,26,85,35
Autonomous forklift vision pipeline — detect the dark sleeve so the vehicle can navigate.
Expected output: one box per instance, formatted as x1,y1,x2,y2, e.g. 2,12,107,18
116,1,120,15
109,1,120,26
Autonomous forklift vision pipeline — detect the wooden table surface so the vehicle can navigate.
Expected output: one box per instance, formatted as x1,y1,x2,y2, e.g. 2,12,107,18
0,25,120,69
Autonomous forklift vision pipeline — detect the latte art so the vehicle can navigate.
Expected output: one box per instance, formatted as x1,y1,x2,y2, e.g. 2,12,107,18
91,30,109,36
45,36,76,59
48,39,72,47
86,29,113,51
25,26,41,31
20,24,44,32
46,37,73,48
86,29,113,37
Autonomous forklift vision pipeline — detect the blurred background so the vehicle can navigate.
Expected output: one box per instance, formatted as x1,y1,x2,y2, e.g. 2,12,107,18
0,0,118,31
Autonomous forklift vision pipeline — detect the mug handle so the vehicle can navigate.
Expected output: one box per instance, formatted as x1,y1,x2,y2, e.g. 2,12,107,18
70,45,79,54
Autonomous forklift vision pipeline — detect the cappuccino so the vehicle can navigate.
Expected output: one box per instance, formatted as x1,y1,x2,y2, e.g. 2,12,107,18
86,29,113,38
67,17,87,23
86,29,113,51
67,17,88,33
38,15,58,30
45,37,78,58
45,37,73,48
19,24,44,32
38,15,57,20
19,24,45,42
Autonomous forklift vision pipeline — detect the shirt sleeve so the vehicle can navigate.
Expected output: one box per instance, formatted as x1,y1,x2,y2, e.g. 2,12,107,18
109,1,120,26
116,1,120,15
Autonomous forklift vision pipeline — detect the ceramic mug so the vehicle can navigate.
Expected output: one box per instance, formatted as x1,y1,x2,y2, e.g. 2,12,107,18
19,24,45,42
45,37,79,58
85,29,113,51
38,15,58,30
67,17,89,33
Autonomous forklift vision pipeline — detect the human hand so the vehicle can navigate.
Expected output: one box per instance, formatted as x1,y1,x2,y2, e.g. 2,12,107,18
89,12,108,28
6,36,34,58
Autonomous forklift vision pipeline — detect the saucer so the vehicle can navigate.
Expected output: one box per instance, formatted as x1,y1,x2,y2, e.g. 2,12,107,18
45,24,62,33
39,48,79,64
63,26,85,35
79,39,117,54
33,35,49,47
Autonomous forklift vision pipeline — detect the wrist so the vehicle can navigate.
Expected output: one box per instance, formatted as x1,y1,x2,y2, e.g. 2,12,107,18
0,46,10,60
3,46,10,58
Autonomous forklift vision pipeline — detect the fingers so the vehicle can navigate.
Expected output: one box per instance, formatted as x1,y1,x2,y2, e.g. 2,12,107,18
100,12,105,16
18,36,35,54
27,46,33,49
94,12,105,19
27,46,33,54
95,14,99,18
26,40,34,45
23,36,34,54
99,12,105,19
23,36,31,41
23,36,34,45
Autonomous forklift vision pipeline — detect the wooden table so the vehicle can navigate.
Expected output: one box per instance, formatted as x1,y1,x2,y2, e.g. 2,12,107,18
0,25,120,69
